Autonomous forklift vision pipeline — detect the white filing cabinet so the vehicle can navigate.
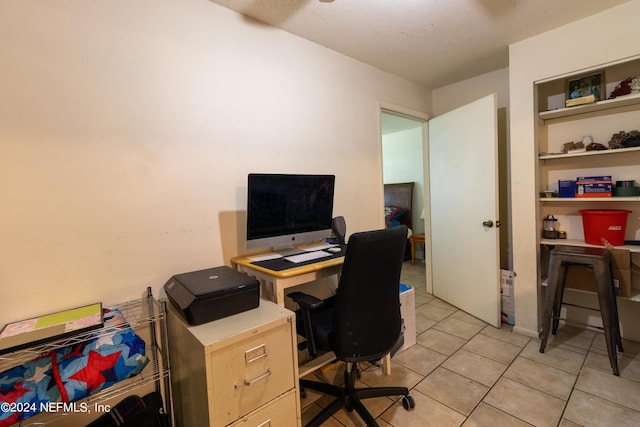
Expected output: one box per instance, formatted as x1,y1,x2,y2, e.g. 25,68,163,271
167,300,301,426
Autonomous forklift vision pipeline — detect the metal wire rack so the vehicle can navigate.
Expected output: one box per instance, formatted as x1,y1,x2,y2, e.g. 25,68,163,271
1,287,173,427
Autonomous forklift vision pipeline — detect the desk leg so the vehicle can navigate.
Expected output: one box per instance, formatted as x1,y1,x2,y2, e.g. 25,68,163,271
248,276,285,307
259,279,281,306
240,270,276,303
259,280,272,302
258,278,285,307
274,281,286,307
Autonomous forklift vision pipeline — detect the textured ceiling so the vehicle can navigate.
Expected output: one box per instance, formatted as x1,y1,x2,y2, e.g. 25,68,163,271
209,0,630,89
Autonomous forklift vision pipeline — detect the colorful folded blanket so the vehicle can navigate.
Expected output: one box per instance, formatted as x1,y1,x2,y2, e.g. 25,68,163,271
0,308,149,427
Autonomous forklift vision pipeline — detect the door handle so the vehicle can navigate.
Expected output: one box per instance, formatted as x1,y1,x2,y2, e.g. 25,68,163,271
482,220,494,229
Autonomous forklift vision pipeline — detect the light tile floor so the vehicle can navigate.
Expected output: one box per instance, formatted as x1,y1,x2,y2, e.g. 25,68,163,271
299,261,640,426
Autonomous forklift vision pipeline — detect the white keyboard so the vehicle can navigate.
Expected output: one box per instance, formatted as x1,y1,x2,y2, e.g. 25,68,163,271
284,250,332,264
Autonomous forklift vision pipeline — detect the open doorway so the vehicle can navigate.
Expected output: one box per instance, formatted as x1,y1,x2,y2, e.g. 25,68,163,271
380,99,510,327
380,107,429,303
381,109,426,258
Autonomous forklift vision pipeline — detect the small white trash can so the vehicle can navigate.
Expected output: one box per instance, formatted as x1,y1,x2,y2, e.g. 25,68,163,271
399,283,416,353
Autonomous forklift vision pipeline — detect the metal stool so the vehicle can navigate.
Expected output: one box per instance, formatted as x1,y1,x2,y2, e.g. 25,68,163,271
539,246,623,376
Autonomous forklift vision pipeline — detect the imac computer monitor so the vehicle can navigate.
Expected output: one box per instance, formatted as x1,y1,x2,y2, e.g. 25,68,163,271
246,173,335,254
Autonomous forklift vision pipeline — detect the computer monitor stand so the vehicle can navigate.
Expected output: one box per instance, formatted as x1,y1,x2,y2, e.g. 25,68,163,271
272,245,303,257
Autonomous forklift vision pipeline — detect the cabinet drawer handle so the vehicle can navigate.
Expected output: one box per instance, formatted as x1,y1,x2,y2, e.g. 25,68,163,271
243,369,272,386
257,420,271,427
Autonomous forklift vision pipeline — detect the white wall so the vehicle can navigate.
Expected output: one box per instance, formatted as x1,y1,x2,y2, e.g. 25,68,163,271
510,0,640,339
382,127,425,234
0,0,431,326
433,67,509,115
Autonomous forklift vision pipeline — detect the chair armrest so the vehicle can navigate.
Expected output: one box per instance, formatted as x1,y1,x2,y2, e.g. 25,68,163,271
288,291,324,310
287,291,325,357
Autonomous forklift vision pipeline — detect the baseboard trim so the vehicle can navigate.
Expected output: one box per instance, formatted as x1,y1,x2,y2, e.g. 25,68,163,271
513,325,538,338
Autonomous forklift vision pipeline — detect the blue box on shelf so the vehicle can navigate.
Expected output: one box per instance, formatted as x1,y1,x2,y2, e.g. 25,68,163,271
558,180,576,198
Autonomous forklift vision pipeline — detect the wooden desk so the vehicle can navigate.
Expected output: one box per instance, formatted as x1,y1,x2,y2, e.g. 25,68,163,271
232,253,393,376
231,255,344,306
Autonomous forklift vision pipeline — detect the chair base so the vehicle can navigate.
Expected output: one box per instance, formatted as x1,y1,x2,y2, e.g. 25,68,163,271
301,364,413,427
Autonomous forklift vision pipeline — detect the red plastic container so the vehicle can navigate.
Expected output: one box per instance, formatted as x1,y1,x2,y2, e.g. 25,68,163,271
579,209,631,246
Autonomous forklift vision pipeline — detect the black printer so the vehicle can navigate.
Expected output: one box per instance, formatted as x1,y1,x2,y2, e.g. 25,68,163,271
164,266,260,325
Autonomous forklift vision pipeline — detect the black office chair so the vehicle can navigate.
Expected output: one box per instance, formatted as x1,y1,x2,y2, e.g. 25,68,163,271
289,226,414,427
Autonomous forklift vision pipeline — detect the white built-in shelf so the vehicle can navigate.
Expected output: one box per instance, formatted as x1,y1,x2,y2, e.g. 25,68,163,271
539,92,640,121
539,196,640,202
539,145,640,161
540,276,640,302
540,238,640,254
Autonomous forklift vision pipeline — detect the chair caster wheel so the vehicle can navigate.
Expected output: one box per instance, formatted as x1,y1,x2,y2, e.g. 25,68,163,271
402,395,415,411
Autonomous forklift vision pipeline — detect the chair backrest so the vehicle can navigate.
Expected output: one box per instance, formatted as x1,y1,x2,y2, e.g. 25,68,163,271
332,226,408,362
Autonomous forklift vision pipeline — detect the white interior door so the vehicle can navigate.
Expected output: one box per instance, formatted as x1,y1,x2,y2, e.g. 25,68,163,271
428,94,501,327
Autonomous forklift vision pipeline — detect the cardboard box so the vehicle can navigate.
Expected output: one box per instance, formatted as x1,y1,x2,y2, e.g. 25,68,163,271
564,248,631,297
558,180,577,198
576,176,612,197
541,245,631,297
577,176,612,181
576,182,612,197
501,270,515,325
